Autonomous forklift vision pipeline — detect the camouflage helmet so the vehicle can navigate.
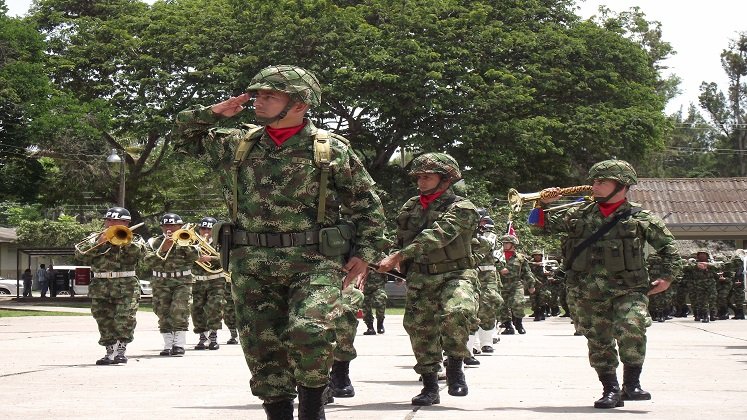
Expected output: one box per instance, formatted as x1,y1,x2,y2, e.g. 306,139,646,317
408,153,462,181
587,159,638,186
246,65,322,107
500,234,519,245
530,249,543,256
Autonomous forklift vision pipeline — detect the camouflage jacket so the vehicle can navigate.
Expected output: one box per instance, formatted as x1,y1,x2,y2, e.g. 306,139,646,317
681,261,720,284
396,188,480,266
539,200,680,297
143,237,199,276
472,230,498,268
174,107,387,274
498,252,537,289
75,233,146,275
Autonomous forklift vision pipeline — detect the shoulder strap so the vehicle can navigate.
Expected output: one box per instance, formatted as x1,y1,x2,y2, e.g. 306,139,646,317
230,126,264,223
313,129,332,224
564,207,643,271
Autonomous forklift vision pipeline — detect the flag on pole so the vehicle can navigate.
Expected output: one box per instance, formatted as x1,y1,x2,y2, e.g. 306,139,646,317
506,220,516,237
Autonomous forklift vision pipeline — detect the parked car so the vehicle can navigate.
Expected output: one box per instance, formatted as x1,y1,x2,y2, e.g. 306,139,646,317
0,277,23,295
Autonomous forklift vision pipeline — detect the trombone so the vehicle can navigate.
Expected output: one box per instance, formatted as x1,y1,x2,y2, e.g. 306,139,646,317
75,222,145,254
154,223,198,260
507,185,593,213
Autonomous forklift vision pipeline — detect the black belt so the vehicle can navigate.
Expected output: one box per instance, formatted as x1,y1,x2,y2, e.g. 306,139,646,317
233,229,319,248
412,257,475,275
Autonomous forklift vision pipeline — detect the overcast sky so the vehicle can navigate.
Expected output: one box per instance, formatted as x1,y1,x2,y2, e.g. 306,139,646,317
6,0,746,115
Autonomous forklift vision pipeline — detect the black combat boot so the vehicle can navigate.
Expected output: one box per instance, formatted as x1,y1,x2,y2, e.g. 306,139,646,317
262,399,294,420
297,385,326,420
500,320,515,335
513,317,526,334
656,310,665,323
621,365,651,400
701,310,709,323
710,309,718,321
464,356,480,366
194,332,208,350
551,306,560,316
208,330,220,350
96,344,116,366
719,307,730,320
445,356,468,396
734,306,745,320
376,317,385,334
227,328,239,344
362,320,376,335
533,311,543,322
412,373,440,406
694,309,701,322
329,360,355,398
594,372,624,408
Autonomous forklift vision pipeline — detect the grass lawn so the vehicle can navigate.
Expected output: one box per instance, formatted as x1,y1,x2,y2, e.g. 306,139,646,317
0,309,88,317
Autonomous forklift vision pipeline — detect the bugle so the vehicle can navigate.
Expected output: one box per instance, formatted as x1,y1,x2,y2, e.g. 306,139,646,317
507,185,592,213
75,222,145,254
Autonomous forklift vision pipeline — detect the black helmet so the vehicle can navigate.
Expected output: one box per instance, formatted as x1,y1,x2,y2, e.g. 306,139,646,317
160,213,184,225
104,207,131,221
199,217,218,229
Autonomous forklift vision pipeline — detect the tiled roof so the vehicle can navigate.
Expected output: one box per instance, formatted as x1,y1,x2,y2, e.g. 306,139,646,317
629,178,747,225
0,227,17,243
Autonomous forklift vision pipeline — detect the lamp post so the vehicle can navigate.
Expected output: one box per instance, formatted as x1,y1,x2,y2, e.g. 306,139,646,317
106,149,125,207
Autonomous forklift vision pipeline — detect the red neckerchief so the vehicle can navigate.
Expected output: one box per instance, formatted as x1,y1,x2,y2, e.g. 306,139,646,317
419,189,446,209
598,199,627,217
504,250,515,261
265,121,306,147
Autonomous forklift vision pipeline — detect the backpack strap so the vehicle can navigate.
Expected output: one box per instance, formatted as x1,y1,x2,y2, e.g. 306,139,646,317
230,126,263,223
313,129,332,224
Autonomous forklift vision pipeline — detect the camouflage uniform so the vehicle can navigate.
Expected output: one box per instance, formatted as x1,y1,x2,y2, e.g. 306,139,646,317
144,235,199,351
682,254,720,322
534,160,680,408
75,207,145,365
362,271,388,334
729,256,746,319
498,241,537,334
473,228,503,347
222,276,239,343
673,258,693,317
329,285,364,398
175,65,386,411
190,248,226,349
715,263,732,319
528,253,552,320
646,254,674,322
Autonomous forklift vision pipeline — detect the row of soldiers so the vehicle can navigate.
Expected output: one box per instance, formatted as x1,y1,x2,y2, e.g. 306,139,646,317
648,251,746,322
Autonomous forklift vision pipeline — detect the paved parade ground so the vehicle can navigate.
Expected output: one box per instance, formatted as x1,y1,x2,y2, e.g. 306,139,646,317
1,298,746,419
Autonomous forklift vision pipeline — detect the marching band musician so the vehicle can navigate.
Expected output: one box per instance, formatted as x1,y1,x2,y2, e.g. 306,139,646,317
189,217,227,350
74,207,146,366
144,213,199,357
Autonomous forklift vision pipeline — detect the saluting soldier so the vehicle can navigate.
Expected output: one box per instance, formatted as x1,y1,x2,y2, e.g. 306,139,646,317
144,213,199,357
190,217,227,350
534,160,680,409
377,153,479,406
75,207,146,365
175,65,387,420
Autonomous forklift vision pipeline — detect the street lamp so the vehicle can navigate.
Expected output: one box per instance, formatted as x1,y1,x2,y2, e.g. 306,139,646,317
106,149,125,207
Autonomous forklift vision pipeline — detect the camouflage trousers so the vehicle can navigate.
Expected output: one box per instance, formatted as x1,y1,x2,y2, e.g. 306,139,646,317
403,269,478,375
223,281,237,330
648,286,674,313
530,286,551,313
716,280,732,309
476,270,502,330
151,277,193,333
730,279,746,306
191,277,226,333
572,290,652,372
335,285,364,362
363,286,387,323
89,277,140,346
233,271,341,403
673,281,692,309
693,278,717,314
499,283,526,321
547,281,563,309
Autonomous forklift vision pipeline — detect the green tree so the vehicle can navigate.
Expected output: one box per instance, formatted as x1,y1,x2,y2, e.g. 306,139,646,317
699,33,747,176
15,215,101,247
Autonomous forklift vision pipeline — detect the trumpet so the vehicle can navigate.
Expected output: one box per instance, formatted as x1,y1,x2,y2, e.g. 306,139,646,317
507,185,593,213
154,223,197,260
75,222,145,254
194,232,224,274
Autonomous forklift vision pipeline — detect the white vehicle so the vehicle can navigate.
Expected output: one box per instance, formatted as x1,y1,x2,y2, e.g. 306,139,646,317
0,277,23,295
51,265,151,297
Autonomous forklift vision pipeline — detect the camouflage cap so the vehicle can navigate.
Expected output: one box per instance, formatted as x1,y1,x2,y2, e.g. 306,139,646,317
530,249,543,256
408,153,462,181
500,234,519,245
247,65,322,107
587,159,638,186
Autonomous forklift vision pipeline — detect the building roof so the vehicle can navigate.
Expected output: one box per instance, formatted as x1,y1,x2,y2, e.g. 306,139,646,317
0,227,17,243
629,178,747,239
